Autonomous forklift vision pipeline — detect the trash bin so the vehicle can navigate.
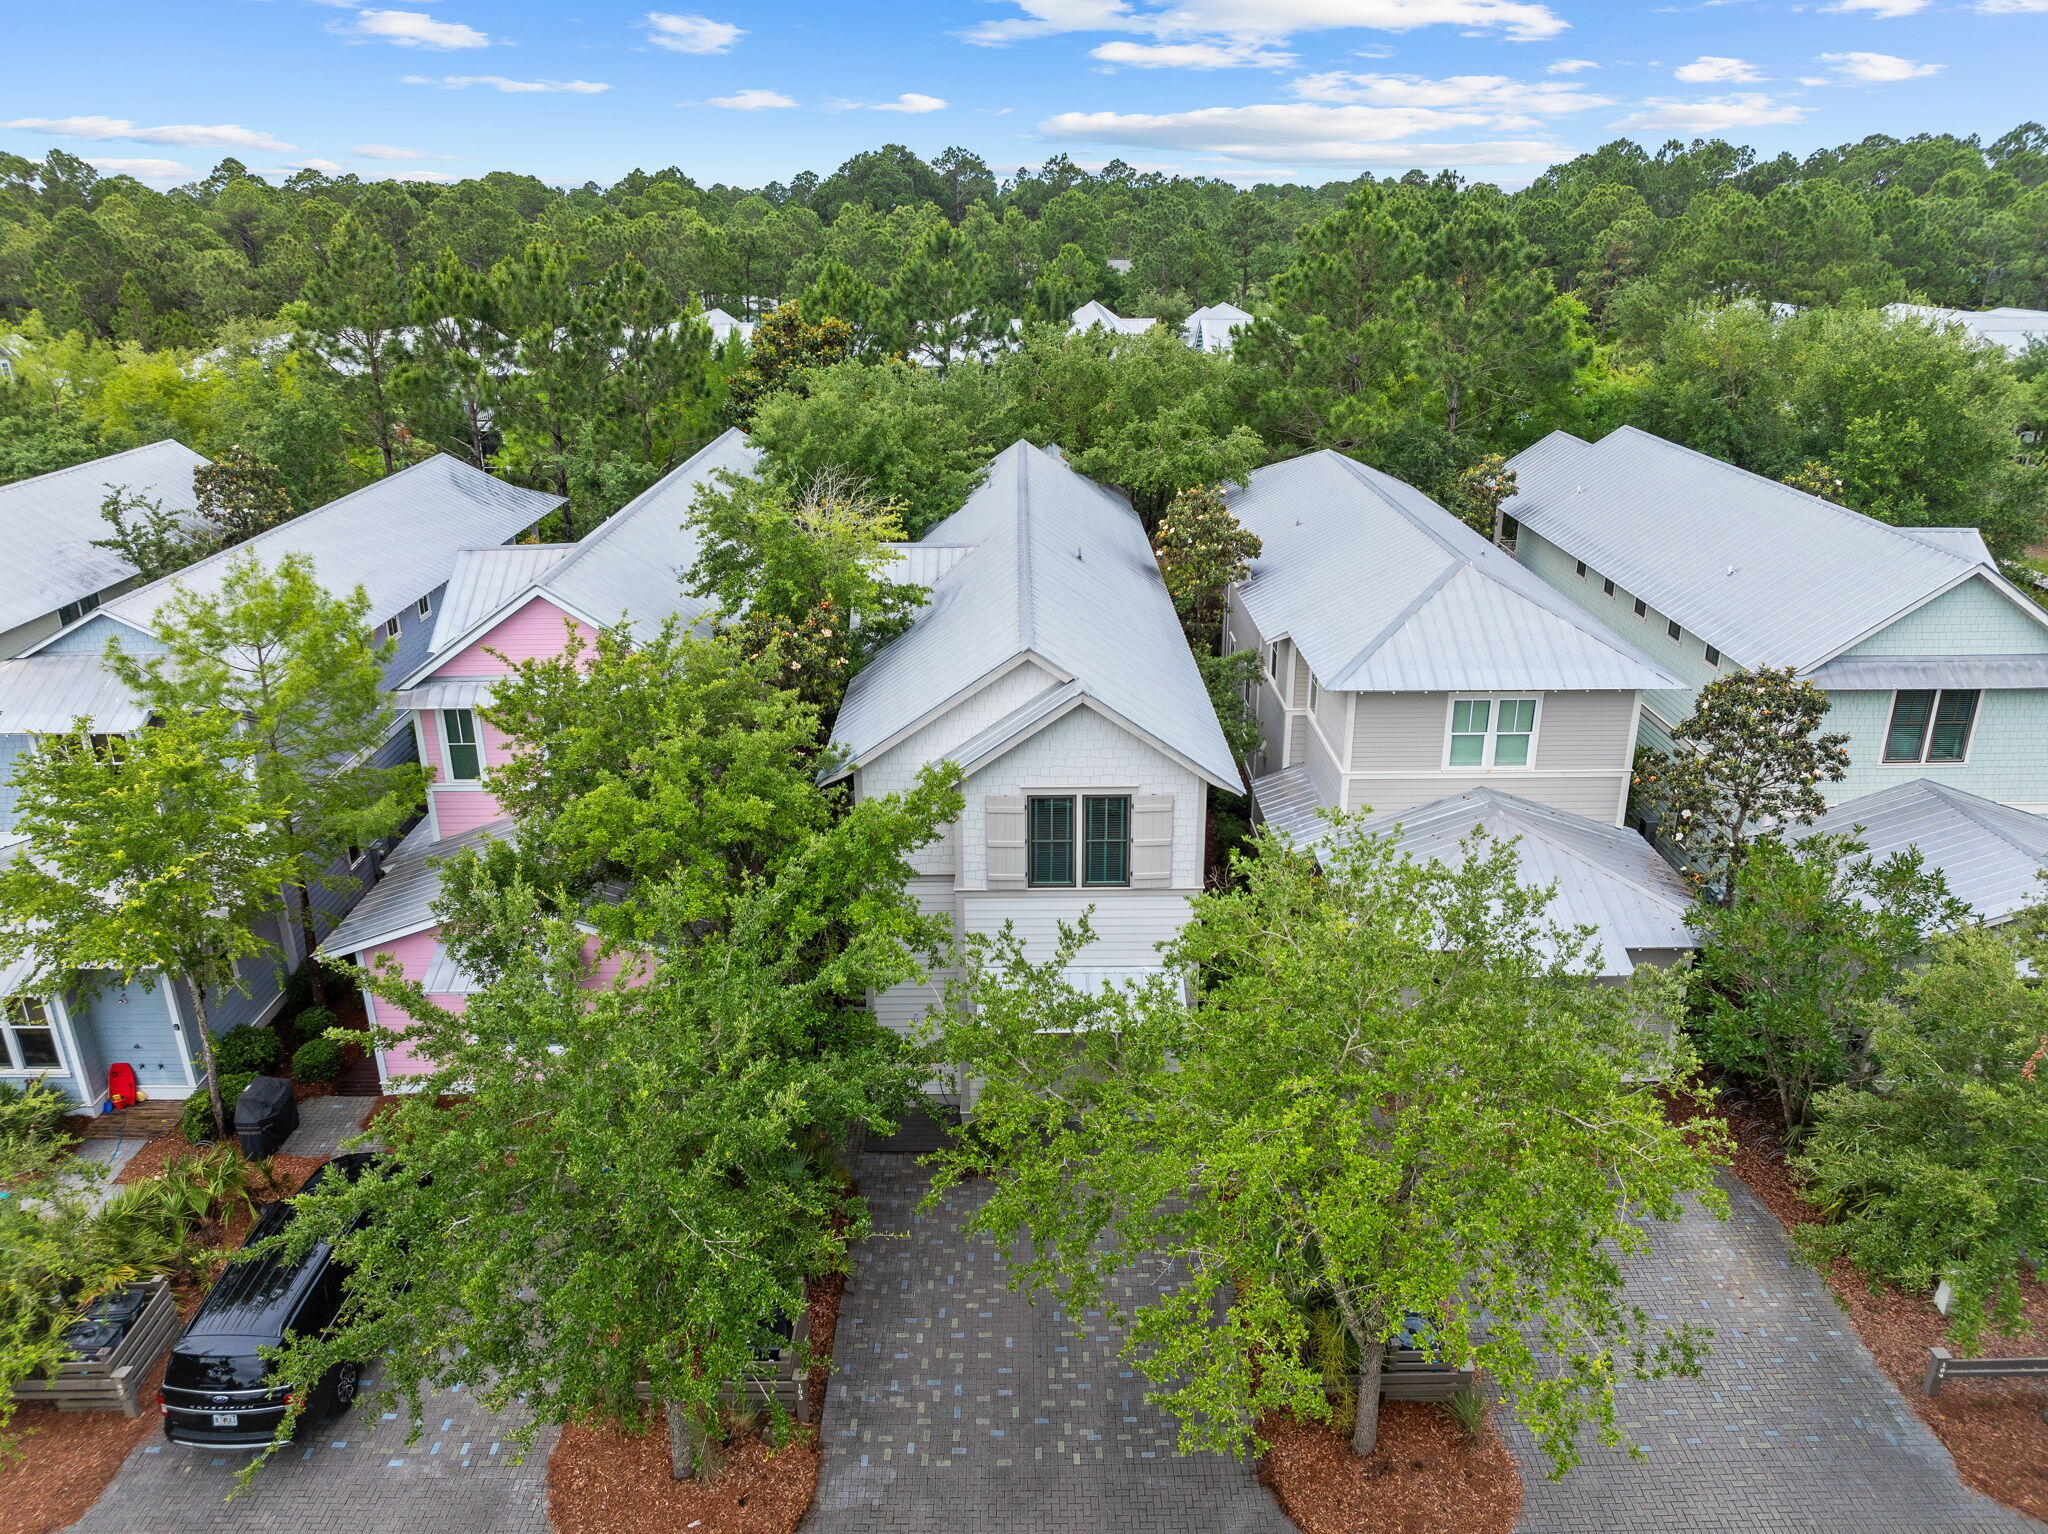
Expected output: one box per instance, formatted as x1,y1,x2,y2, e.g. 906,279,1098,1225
234,1075,299,1159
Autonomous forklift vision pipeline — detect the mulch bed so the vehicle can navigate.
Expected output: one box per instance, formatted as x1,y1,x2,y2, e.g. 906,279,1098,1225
1259,1402,1522,1534
547,1229,850,1534
1686,1087,2048,1524
3,1147,331,1534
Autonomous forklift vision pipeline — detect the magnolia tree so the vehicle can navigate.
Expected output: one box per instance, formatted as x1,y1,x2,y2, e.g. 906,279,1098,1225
1632,666,1849,899
1152,483,1261,651
929,818,1727,1475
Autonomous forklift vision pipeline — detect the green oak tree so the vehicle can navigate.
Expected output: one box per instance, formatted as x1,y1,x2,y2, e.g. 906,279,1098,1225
929,817,1725,1473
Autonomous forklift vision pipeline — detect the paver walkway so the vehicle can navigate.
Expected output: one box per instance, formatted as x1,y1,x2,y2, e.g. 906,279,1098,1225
65,1371,553,1534
1511,1171,2044,1534
804,1150,1292,1534
277,1095,372,1159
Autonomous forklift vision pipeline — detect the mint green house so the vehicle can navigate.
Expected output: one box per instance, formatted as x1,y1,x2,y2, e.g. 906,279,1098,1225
1502,427,2048,814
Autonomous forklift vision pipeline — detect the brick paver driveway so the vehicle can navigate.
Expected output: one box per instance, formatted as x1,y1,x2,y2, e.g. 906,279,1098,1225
64,1373,552,1534
1511,1171,2044,1534
804,1148,1292,1534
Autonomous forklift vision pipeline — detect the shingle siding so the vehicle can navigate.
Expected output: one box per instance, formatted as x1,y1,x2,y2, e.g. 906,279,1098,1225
1823,687,2048,806
1840,577,2048,658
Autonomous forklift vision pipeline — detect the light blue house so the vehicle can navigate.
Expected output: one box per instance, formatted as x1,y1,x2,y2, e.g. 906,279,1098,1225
1503,426,2048,814
0,454,561,1108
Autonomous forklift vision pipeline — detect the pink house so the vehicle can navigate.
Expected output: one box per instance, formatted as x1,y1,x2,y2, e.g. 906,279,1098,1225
320,430,760,1089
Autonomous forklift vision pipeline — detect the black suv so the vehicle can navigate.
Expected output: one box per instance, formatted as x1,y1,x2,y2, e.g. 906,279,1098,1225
160,1153,379,1449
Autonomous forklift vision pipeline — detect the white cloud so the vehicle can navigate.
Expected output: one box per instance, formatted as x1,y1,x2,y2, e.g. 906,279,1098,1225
1608,92,1807,131
1825,0,1928,13
966,0,1569,49
1091,39,1297,66
283,157,345,174
1037,102,1569,166
0,115,297,151
1547,57,1598,72
703,89,797,109
870,93,950,112
85,157,189,181
337,9,490,49
1817,49,1941,80
1973,0,2048,12
643,12,744,52
1288,70,1608,113
378,168,458,182
352,142,447,159
1674,55,1762,82
404,74,611,92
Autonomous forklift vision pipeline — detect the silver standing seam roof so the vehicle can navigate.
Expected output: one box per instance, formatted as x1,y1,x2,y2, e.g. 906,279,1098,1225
1812,779,2048,925
0,440,209,637
0,652,149,733
828,440,1239,789
1251,771,1696,976
320,817,509,957
1503,426,2046,673
1885,304,2048,359
1230,451,1680,694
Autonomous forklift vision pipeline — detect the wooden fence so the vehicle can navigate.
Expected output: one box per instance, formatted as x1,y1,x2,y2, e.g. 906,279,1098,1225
11,1280,179,1419
1923,1347,2048,1396
1380,1347,1477,1402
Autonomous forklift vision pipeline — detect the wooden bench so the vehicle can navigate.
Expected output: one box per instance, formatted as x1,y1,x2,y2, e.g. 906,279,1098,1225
1923,1347,2048,1396
11,1280,179,1418
1381,1347,1477,1401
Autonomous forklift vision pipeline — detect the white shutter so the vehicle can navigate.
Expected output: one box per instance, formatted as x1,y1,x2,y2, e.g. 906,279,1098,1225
986,796,1027,887
1130,795,1175,887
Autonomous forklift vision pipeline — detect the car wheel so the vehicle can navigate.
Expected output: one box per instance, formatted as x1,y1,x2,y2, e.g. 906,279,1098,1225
330,1362,361,1415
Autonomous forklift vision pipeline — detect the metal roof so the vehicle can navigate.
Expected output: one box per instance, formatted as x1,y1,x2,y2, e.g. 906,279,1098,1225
1231,451,1679,694
426,545,575,653
0,440,208,636
91,455,561,639
320,817,509,956
1504,427,2042,672
1804,654,2048,690
1885,304,2048,359
1069,301,1158,338
1251,769,1696,976
1812,778,2048,925
393,677,497,712
0,652,147,733
830,441,1239,789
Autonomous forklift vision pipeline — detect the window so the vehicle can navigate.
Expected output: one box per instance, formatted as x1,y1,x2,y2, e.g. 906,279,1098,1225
1883,689,1979,764
346,844,366,869
1027,795,1131,887
384,616,401,640
441,708,482,781
1448,697,1538,768
1574,560,1587,578
1602,577,1615,597
1666,619,1682,641
2,997,61,1072
1633,597,1648,618
1704,645,1721,668
1307,676,1320,712
1265,642,1281,683
1497,514,1519,552
417,594,433,618
57,591,101,626
1083,796,1131,887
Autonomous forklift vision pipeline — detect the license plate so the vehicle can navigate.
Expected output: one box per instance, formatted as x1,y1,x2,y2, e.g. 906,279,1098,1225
211,1413,239,1427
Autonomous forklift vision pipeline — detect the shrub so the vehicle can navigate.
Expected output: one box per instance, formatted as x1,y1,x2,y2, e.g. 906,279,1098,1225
292,1035,345,1083
212,1025,282,1075
180,1072,256,1143
0,1078,72,1141
291,1006,336,1047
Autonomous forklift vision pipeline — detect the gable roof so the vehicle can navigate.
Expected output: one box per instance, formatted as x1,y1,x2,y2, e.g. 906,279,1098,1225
319,817,509,956
1813,778,2048,925
52,455,563,649
1252,771,1695,976
1886,303,2048,359
829,441,1239,788
1231,451,1679,694
1504,426,2045,672
1069,301,1157,337
0,652,149,734
401,430,760,689
0,440,208,637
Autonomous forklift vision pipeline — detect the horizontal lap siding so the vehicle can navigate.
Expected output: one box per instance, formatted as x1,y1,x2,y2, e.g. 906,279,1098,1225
362,929,450,1084
1533,692,1637,772
1345,773,1626,821
959,890,1197,967
430,596,589,678
74,975,190,1100
869,878,960,1036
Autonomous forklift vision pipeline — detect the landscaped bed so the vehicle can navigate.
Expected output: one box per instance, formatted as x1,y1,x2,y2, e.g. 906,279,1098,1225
1259,1401,1521,1534
1688,1088,2048,1524
547,1259,847,1534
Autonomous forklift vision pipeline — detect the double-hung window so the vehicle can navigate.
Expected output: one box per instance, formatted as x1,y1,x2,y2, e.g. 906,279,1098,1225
441,708,482,782
2,996,62,1072
1448,697,1538,768
1883,689,1979,764
1027,794,1131,887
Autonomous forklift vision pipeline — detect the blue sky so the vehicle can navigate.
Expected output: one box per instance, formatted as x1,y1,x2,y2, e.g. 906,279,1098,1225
3,0,2043,190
